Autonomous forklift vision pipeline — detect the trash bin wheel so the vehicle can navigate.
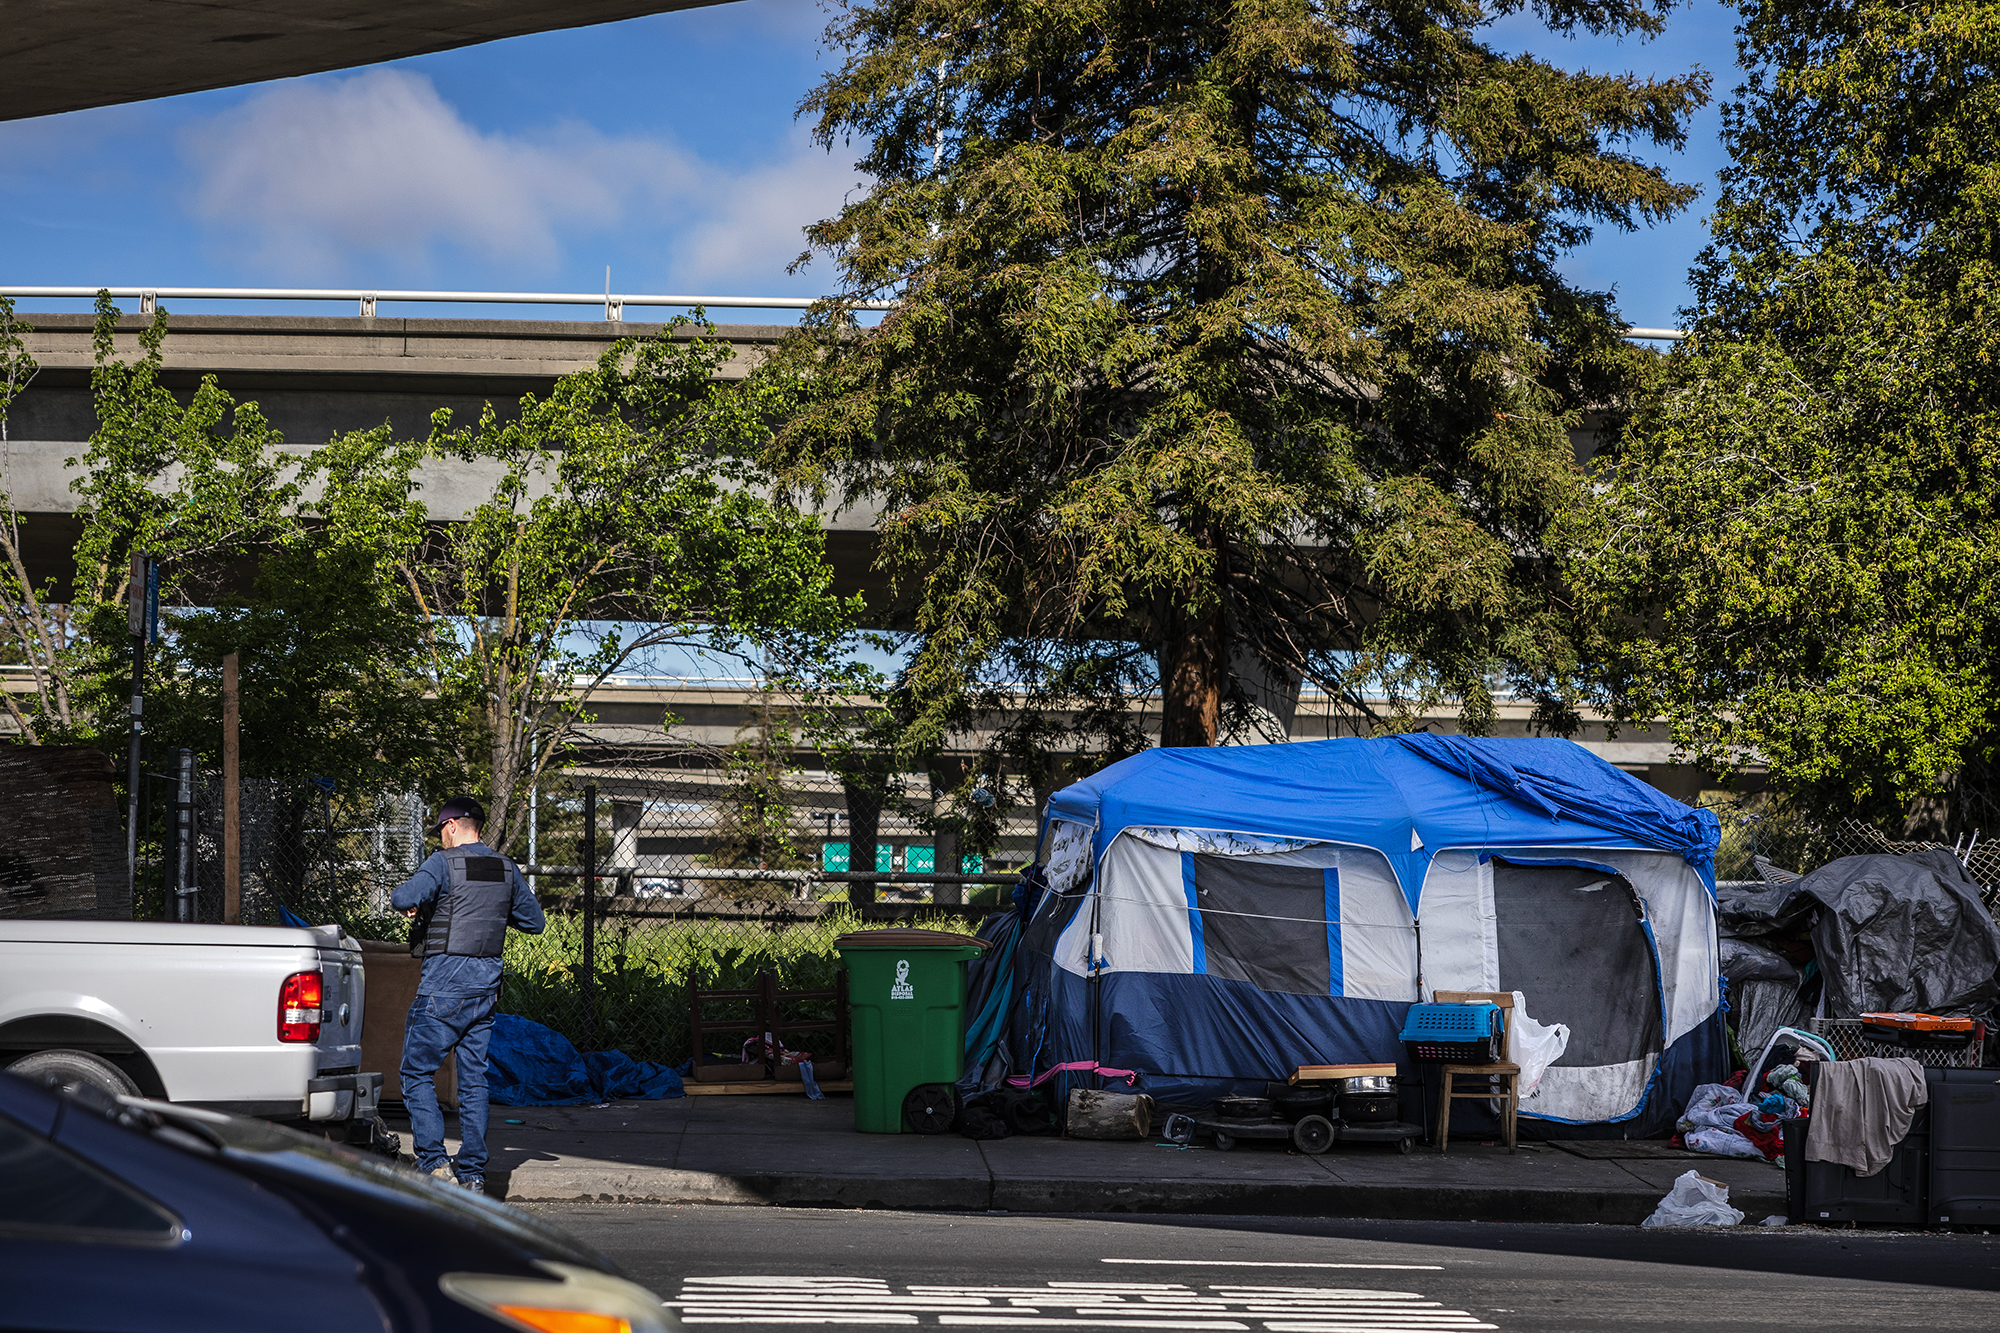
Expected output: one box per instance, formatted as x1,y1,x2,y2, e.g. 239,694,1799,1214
1397,1136,1414,1155
1213,1131,1237,1151
1291,1115,1335,1155
902,1083,960,1135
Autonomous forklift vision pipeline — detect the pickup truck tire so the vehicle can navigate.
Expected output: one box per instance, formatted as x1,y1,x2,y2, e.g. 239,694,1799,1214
7,1049,140,1100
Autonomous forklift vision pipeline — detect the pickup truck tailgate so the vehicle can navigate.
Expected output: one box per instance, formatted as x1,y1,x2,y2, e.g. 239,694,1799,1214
311,926,366,1075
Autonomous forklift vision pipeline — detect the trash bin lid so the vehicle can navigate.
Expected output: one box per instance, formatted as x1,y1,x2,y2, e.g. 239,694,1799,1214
833,928,989,951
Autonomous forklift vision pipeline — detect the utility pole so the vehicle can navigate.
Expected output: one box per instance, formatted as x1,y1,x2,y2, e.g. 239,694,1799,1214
222,652,241,925
173,747,194,923
124,553,155,897
581,783,598,1049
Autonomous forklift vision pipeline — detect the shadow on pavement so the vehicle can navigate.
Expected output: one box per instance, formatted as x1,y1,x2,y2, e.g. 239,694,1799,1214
1060,1210,2000,1293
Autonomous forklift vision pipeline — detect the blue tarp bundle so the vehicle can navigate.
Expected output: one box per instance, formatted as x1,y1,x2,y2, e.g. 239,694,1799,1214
487,1013,685,1106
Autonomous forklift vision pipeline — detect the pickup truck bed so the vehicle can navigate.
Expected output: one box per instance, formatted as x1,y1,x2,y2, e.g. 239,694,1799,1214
0,920,379,1128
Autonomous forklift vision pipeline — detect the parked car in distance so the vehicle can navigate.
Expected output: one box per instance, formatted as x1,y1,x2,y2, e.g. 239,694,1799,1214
0,920,384,1145
0,1070,675,1332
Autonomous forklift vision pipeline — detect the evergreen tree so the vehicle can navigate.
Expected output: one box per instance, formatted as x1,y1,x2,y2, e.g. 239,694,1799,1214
1578,0,2000,828
765,0,1707,759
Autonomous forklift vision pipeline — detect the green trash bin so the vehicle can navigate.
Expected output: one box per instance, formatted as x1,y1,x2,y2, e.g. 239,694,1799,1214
835,928,989,1133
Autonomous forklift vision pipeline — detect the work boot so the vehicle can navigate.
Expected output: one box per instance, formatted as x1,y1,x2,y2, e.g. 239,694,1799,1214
427,1164,457,1186
457,1176,486,1195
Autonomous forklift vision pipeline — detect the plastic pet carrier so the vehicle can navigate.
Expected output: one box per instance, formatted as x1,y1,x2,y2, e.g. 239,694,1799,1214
1400,1002,1505,1064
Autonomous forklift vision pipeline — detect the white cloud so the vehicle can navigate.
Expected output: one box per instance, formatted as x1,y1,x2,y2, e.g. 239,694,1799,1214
182,69,678,270
674,145,864,287
178,67,866,287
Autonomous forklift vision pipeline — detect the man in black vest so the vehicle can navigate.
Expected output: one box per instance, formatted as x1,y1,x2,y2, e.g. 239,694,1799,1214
391,795,545,1193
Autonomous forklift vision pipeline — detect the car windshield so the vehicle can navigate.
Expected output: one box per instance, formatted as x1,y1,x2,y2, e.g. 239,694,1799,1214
177,1114,607,1270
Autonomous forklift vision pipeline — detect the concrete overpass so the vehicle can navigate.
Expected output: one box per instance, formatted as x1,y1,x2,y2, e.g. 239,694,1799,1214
1,309,892,607
3,303,1643,605
568,677,1722,802
3,1,740,122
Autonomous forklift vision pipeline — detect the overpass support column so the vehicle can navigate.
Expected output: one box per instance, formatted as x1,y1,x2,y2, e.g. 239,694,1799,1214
838,762,890,909
928,759,972,907
611,799,642,880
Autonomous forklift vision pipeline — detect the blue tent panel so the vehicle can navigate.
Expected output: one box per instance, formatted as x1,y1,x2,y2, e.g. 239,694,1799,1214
1046,736,1720,907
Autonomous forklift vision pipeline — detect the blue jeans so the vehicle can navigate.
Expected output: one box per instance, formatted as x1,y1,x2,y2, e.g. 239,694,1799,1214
400,991,496,1181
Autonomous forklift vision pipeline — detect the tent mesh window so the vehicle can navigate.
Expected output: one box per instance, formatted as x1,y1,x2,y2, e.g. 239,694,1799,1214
1186,855,1331,996
1492,860,1663,1070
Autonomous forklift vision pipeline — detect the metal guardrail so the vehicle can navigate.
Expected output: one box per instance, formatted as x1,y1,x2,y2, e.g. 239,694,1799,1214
1,285,1684,338
0,285,894,321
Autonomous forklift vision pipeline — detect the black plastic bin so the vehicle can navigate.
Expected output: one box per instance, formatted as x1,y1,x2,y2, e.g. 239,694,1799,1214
1784,1115,1928,1225
1929,1067,2000,1225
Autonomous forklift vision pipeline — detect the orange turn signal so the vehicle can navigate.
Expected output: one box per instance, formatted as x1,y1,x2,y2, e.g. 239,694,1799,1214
493,1307,631,1333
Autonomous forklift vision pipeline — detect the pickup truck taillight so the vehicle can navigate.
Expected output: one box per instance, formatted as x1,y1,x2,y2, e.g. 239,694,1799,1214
278,971,323,1042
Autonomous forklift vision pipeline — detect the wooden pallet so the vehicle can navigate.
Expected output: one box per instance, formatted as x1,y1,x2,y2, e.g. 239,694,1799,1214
1290,1062,1398,1083
690,969,848,1083
686,1080,854,1096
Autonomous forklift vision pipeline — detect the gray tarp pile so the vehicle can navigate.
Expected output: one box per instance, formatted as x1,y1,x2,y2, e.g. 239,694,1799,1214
1720,849,2000,1022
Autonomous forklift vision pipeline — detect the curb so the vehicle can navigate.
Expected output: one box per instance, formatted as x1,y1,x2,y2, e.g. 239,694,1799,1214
495,1167,1787,1226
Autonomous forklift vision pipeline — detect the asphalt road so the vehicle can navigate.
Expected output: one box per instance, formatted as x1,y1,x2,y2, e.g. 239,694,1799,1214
527,1206,2000,1333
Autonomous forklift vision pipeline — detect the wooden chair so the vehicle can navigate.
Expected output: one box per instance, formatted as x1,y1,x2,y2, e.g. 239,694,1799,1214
1432,990,1519,1152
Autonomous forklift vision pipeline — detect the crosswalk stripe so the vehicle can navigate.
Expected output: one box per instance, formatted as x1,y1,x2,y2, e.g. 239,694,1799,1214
671,1279,1497,1333
928,1312,1240,1320
1104,1263,1443,1272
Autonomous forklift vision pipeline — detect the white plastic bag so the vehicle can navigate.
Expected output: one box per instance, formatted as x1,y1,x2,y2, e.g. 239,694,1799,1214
1641,1169,1745,1228
1508,991,1570,1094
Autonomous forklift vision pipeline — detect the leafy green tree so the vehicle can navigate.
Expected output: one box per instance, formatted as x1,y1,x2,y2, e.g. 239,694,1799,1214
319,323,862,854
0,295,61,744
1,294,302,747
145,481,451,792
708,683,817,895
1576,0,2000,828
764,0,1708,776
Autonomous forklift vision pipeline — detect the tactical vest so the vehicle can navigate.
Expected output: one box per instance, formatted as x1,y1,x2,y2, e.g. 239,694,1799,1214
412,846,515,959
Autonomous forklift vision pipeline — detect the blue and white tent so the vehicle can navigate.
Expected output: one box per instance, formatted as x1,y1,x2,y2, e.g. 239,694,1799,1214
1011,735,1727,1126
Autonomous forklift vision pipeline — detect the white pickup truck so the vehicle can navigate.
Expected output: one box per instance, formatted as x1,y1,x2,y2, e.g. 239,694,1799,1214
0,920,384,1142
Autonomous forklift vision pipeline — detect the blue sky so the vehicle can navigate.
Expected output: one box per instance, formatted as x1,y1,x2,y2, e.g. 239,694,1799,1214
0,0,1740,329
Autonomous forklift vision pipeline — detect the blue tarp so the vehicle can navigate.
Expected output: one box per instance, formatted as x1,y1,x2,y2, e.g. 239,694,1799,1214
1046,735,1721,908
487,1013,685,1106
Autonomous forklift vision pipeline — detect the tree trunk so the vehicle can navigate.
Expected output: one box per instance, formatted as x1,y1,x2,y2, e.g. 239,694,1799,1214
489,544,522,852
928,759,971,906
839,765,887,909
1160,599,1223,747
1154,60,1251,754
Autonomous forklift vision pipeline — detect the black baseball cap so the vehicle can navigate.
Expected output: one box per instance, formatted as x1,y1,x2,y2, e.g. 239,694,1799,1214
436,796,487,831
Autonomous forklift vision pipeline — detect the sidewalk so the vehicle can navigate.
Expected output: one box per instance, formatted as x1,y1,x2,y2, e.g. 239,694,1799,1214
401,1093,1790,1225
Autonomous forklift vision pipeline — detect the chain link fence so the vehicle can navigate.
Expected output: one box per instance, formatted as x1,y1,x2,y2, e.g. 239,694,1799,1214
131,752,430,935
1708,800,2000,916
124,685,2000,1069
127,687,1041,1067
495,747,1034,1067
